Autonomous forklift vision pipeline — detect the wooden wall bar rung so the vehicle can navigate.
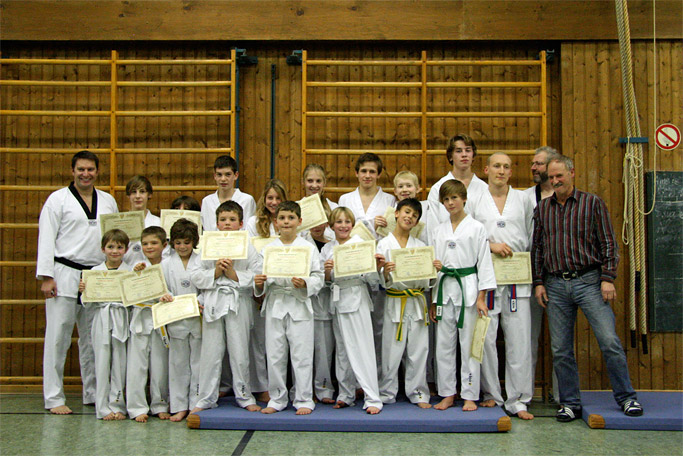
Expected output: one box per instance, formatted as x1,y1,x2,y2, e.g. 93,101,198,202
306,149,423,155
307,82,421,88
116,59,233,65
1,376,81,384
427,82,542,88
0,148,109,154
0,80,109,87
115,110,232,117
0,110,110,116
0,223,37,229
427,112,543,118
426,149,537,156
0,300,43,305
0,338,78,343
306,60,421,66
113,185,216,192
114,148,232,154
0,58,109,65
0,261,35,266
0,185,61,191
427,59,541,66
307,111,422,118
117,81,231,87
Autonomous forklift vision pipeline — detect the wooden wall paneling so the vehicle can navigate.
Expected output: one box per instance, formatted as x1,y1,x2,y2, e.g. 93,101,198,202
671,41,682,171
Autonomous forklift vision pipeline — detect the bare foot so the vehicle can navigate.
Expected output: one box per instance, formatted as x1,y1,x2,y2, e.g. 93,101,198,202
296,407,312,415
434,396,455,410
157,412,171,420
170,411,188,422
416,402,432,409
190,407,204,415
516,410,534,420
333,401,349,409
480,399,496,407
366,406,381,415
255,391,271,402
462,400,478,411
320,397,335,404
218,390,228,398
102,412,116,421
134,414,149,423
49,405,73,415
114,412,126,420
260,407,278,414
245,404,262,412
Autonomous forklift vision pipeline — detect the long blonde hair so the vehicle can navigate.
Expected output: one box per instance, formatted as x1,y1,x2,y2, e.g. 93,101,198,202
255,179,287,237
303,163,332,215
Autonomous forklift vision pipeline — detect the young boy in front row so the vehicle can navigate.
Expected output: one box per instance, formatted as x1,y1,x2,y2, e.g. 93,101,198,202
430,180,497,411
377,198,435,408
79,229,131,420
127,226,171,422
190,201,263,414
254,201,324,415
159,219,203,421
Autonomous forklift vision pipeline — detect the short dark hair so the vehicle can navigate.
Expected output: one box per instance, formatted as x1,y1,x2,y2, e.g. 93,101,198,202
439,179,468,203
216,200,244,222
276,201,301,218
170,195,201,212
396,197,422,221
141,226,167,243
170,218,200,248
446,134,477,165
71,150,99,170
214,155,238,172
125,175,153,195
101,229,129,250
355,152,383,174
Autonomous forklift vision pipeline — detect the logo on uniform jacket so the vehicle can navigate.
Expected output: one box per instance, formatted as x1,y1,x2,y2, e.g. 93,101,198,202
497,221,506,228
448,241,456,249
181,279,191,289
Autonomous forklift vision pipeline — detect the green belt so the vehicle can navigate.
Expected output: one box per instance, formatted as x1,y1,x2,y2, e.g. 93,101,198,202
435,265,477,328
386,288,426,341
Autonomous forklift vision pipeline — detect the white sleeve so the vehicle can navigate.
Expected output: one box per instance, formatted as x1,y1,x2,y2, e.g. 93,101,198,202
36,195,61,279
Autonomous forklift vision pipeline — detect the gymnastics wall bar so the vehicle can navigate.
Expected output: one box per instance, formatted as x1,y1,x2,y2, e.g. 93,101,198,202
301,50,547,198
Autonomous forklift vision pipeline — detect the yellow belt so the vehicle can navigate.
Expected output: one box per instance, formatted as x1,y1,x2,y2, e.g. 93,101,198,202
385,288,427,341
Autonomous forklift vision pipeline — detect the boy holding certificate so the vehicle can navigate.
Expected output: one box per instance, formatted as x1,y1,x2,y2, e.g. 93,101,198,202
190,201,263,414
430,180,497,412
127,226,171,423
377,198,435,408
78,229,131,421
123,175,166,265
159,219,203,422
321,207,384,414
254,201,324,415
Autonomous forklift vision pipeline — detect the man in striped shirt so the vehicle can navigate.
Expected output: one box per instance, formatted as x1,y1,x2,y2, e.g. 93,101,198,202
531,155,642,422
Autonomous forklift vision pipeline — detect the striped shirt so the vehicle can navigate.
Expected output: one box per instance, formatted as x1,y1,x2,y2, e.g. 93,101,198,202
531,188,618,286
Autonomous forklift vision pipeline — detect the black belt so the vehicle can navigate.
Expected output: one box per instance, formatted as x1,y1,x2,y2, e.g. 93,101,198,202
54,257,93,271
550,265,600,280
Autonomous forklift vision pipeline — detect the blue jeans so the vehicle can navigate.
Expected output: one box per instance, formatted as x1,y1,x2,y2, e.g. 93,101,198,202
545,269,637,408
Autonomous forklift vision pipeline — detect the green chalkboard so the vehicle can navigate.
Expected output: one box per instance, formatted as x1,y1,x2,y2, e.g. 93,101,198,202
646,171,683,332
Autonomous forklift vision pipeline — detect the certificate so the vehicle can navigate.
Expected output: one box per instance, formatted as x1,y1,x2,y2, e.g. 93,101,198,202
100,211,145,241
391,246,437,282
160,209,202,238
262,245,311,278
471,315,491,363
350,221,375,242
201,231,249,260
152,294,200,329
333,240,376,278
296,194,328,233
492,252,532,285
375,206,425,239
250,235,279,252
118,264,169,307
81,270,127,303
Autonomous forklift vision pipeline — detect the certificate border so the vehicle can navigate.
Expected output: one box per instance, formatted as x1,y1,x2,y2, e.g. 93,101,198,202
200,230,249,260
333,240,377,279
262,245,312,278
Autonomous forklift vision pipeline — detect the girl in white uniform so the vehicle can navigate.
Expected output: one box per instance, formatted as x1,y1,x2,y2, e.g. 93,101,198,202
430,179,497,411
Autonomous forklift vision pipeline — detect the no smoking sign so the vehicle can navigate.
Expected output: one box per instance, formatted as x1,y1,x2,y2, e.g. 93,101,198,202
655,123,681,150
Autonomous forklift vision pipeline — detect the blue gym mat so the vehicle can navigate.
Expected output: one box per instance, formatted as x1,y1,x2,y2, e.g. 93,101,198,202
581,391,683,430
187,397,511,432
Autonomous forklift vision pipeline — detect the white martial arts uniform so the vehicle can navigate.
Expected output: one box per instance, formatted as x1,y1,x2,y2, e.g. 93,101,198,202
321,235,383,410
377,233,434,405
468,187,534,414
431,216,497,401
255,237,324,411
201,189,256,232
36,184,118,409
161,250,203,414
126,259,170,419
427,171,488,225
191,243,262,409
86,262,130,419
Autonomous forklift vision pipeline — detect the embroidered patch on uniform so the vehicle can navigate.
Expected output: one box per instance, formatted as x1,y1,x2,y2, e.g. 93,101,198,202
133,244,141,252
497,221,506,228
88,220,98,227
181,279,191,288
448,241,456,249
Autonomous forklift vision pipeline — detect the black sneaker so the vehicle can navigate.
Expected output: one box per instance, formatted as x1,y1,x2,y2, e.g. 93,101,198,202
622,399,643,417
556,405,582,422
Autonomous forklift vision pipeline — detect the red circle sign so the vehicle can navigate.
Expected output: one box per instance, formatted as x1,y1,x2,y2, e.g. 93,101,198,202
655,123,681,150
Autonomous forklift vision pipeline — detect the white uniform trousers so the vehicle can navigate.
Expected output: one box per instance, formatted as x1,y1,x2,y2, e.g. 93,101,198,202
249,309,269,392
126,331,169,418
336,303,383,410
265,313,315,411
196,310,255,409
43,296,96,408
530,294,559,401
91,308,126,418
435,304,480,401
332,314,357,405
379,313,430,404
313,319,335,401
480,293,533,414
169,333,201,413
